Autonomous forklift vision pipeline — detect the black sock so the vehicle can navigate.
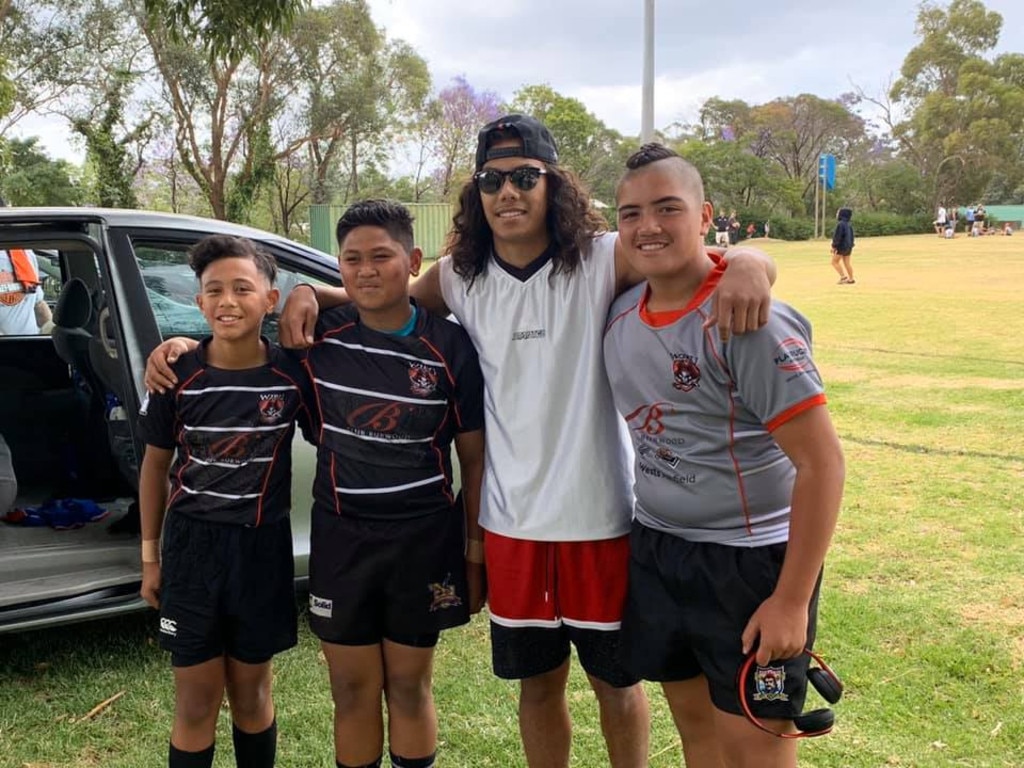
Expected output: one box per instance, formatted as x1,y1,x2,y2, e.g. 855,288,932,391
390,752,436,768
336,758,382,768
232,719,277,768
168,742,215,768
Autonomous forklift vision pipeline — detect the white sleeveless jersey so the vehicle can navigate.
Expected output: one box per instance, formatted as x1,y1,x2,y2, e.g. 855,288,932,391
438,232,633,541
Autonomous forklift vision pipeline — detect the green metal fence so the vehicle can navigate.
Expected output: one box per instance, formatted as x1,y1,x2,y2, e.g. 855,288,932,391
309,203,455,261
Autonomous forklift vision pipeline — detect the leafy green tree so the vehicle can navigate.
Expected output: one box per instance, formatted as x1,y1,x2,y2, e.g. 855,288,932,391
286,0,429,205
889,0,1024,206
141,0,307,61
2,137,82,205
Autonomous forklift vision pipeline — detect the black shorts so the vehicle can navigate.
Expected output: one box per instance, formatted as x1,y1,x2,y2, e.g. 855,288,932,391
159,514,297,668
621,522,820,719
307,508,470,646
490,623,639,688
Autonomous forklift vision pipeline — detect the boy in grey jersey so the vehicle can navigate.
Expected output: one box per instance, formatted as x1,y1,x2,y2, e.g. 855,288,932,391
604,144,845,768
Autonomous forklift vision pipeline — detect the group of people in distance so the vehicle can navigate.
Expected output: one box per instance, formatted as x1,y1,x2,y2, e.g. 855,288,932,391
934,203,1015,238
140,114,845,768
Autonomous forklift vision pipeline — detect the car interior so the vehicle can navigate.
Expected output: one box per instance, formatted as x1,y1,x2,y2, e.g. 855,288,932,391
0,238,140,628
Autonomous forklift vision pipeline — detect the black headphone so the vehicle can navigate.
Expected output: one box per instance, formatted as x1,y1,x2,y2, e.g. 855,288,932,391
737,650,843,739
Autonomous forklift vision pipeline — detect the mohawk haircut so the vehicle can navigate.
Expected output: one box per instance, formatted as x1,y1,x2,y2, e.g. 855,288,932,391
618,143,705,206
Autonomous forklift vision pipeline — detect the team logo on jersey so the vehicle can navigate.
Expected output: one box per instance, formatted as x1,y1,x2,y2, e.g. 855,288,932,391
752,665,789,702
408,362,439,397
427,573,462,612
655,446,680,468
671,353,701,391
773,337,813,373
258,393,286,424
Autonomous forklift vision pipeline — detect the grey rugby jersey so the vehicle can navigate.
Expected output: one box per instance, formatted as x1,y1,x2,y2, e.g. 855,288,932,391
603,260,826,546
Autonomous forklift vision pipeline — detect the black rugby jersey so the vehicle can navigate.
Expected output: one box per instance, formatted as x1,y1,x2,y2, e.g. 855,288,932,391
137,338,314,526
306,303,484,520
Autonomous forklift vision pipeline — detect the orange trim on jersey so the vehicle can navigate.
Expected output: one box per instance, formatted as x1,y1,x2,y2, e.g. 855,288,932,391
766,394,827,433
638,254,727,328
604,300,639,334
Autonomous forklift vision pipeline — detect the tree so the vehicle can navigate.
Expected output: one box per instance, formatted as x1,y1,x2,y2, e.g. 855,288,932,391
747,94,866,205
139,8,300,220
888,0,1024,205
142,0,307,61
426,76,501,199
1,137,82,205
286,0,429,205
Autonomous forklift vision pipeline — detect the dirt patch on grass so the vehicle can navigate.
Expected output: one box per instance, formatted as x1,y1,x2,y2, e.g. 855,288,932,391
957,579,1024,669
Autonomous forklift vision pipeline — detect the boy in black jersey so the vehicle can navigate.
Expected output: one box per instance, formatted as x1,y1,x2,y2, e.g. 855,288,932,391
137,235,314,768
143,203,486,768
297,200,486,768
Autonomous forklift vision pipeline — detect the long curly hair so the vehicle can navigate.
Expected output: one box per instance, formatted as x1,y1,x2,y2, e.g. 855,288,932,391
444,164,608,287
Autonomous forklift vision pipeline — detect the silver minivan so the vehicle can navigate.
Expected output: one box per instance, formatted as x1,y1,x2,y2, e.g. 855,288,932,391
0,208,340,633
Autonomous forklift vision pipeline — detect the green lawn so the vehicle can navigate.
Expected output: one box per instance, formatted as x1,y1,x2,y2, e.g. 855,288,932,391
2,233,1023,767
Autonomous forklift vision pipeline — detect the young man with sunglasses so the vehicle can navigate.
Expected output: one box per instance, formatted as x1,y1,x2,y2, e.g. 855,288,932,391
147,114,776,767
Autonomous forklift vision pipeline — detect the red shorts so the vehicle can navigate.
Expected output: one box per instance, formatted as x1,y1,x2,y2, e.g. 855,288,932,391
484,531,630,630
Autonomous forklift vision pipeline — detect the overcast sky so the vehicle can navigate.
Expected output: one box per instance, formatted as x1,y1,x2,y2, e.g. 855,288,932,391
14,0,1024,163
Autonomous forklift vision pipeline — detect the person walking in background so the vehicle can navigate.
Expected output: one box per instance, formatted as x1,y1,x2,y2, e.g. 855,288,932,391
964,205,975,235
728,210,740,245
830,208,855,285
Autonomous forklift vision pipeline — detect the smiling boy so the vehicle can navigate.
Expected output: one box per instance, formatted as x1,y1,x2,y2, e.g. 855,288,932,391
298,200,486,768
603,144,845,767
137,235,314,768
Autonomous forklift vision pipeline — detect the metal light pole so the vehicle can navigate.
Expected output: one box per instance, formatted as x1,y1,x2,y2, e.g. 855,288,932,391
640,0,654,143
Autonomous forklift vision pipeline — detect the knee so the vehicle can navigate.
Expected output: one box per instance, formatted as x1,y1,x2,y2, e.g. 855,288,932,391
330,673,381,714
520,667,569,706
228,679,272,723
591,678,646,715
383,672,432,717
176,687,222,728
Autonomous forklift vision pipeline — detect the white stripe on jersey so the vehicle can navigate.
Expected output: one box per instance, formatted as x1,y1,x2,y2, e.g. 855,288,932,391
189,456,273,468
322,423,433,444
181,385,298,395
334,473,444,495
323,339,445,367
313,379,447,405
180,485,261,500
182,424,289,433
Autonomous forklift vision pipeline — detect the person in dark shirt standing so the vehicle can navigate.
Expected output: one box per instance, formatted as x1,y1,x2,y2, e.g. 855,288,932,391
830,208,856,285
713,210,731,246
137,236,314,768
300,200,486,768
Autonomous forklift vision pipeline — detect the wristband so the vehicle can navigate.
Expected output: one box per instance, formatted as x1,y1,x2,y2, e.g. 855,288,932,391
141,539,160,564
293,282,319,300
466,539,485,565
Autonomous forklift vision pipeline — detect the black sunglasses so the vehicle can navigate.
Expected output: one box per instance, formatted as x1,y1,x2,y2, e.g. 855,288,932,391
473,166,548,195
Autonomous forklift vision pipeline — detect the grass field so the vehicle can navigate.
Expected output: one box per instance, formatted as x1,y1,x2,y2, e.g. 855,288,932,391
1,234,1022,767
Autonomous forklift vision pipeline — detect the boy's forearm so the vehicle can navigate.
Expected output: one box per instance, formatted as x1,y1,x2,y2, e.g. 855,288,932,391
460,457,484,541
139,452,172,544
724,245,777,286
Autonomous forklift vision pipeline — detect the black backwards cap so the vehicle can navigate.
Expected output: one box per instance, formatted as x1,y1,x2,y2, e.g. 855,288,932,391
475,114,559,171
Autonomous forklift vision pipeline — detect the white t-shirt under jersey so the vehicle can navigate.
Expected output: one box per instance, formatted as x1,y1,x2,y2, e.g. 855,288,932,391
438,231,633,541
